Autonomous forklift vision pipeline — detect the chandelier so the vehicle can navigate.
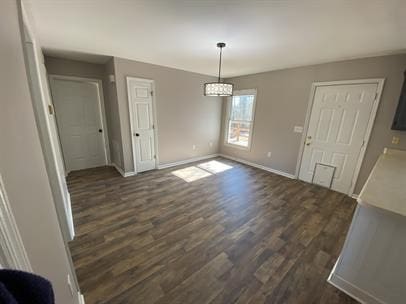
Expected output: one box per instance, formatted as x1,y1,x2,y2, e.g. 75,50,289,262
204,42,233,96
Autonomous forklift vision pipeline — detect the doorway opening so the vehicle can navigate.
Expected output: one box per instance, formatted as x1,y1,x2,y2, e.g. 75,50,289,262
48,75,110,175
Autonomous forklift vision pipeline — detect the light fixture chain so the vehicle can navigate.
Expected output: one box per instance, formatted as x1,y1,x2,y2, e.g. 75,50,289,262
218,46,223,83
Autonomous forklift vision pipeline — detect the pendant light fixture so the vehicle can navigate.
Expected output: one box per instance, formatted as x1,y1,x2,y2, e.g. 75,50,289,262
204,42,233,96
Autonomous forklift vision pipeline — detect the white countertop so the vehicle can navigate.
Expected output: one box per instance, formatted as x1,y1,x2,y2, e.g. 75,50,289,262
357,148,406,217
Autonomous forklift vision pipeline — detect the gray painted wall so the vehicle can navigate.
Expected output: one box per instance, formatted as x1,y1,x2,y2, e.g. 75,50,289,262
104,58,124,168
45,56,105,79
220,54,406,194
113,57,223,173
0,1,79,303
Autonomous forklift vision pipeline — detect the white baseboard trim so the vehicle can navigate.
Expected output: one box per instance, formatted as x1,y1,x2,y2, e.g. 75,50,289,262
328,273,385,304
123,171,136,177
219,154,296,179
157,154,219,169
111,162,136,177
111,162,124,176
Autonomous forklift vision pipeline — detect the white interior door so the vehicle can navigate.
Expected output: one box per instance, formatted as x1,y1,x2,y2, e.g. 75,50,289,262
127,78,156,173
50,78,107,172
299,82,379,194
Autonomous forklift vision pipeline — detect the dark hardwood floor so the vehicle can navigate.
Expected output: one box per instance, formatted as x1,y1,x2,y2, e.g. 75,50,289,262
67,157,358,304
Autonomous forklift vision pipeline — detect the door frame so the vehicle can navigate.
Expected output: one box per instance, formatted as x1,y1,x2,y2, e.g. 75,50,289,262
126,76,160,173
19,2,82,298
295,78,385,196
20,18,75,241
48,74,111,172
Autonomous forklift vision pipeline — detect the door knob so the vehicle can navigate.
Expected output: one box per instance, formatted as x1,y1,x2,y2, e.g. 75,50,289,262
135,133,140,137
99,129,103,133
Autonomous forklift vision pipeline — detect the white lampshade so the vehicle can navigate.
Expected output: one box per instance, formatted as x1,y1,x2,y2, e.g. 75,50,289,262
204,82,233,96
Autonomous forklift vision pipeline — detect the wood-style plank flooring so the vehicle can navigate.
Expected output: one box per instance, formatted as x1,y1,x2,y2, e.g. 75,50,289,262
67,157,358,304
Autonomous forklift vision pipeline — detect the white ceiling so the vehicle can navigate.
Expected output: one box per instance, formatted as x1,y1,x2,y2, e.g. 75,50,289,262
25,0,406,77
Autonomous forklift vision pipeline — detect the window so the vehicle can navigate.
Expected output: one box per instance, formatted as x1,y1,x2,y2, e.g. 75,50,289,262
225,89,257,149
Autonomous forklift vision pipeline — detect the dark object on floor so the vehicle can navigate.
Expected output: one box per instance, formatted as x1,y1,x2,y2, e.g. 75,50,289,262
0,282,17,304
0,269,54,304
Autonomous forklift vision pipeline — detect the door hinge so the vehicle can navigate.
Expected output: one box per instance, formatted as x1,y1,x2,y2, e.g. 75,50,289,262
153,155,156,159
374,92,378,100
150,90,154,96
361,139,366,148
48,104,54,115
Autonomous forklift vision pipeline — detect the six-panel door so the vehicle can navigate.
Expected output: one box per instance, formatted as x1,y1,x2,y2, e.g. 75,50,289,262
299,83,378,194
128,79,156,173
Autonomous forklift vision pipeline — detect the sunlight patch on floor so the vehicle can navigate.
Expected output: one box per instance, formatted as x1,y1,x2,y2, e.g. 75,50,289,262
171,160,233,182
172,166,212,182
198,160,233,174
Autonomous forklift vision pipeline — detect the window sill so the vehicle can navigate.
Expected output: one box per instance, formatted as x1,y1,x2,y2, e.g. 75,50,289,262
224,142,251,151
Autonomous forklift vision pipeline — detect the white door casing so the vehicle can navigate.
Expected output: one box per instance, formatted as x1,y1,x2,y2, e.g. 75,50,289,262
127,77,157,173
298,80,384,194
21,23,75,241
49,76,109,173
21,3,81,296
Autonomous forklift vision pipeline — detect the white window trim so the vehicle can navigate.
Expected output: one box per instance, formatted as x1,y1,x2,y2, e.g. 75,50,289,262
224,89,257,151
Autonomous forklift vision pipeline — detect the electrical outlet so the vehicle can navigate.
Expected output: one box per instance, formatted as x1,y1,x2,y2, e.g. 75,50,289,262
294,126,303,133
267,152,272,158
392,136,400,145
192,145,196,150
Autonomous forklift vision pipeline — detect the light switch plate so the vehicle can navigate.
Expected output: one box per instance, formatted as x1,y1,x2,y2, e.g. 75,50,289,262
294,126,304,133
